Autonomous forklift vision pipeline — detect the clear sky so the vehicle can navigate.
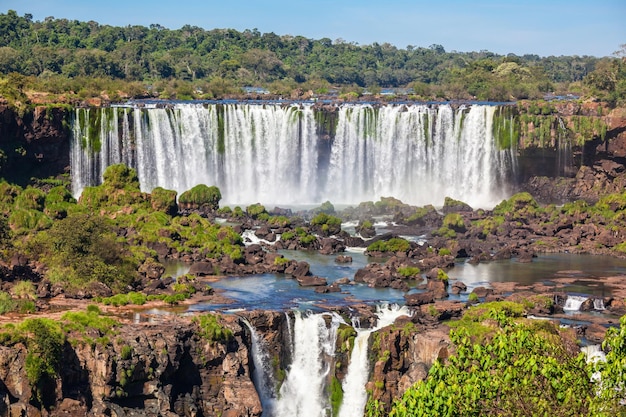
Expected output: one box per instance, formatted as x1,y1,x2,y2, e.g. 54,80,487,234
3,0,625,57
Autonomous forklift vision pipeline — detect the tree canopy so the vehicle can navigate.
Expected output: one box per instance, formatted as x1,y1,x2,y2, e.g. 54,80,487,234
0,10,623,103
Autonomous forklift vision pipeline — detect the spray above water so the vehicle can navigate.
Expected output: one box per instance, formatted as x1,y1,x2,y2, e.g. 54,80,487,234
71,103,517,209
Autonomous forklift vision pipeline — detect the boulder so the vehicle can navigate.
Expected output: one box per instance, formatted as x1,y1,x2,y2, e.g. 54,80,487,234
188,261,217,276
335,255,353,264
405,291,435,306
296,275,327,287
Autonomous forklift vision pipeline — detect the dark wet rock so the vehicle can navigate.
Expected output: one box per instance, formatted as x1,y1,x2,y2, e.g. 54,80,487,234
585,323,608,344
138,258,166,280
314,283,341,293
335,277,351,285
285,261,311,278
188,261,217,277
450,281,467,295
405,291,435,306
319,238,346,255
335,255,353,263
442,197,473,214
471,286,494,298
356,221,376,238
296,275,327,287
426,279,448,299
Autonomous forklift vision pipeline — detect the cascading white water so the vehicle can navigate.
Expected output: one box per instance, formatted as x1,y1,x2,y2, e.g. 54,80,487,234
593,298,606,311
243,306,411,417
71,103,516,208
563,295,588,311
338,304,412,417
241,318,277,415
273,311,343,417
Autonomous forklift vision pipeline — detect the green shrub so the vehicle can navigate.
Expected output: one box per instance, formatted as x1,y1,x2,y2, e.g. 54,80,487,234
442,213,465,232
437,269,449,282
312,200,335,215
9,209,53,233
193,314,233,343
493,192,539,217
120,345,132,360
390,316,593,417
100,292,147,307
245,203,267,218
311,213,342,227
405,205,438,225
14,187,46,211
44,186,75,206
150,187,178,214
102,163,140,190
11,281,36,300
367,238,411,253
41,213,137,292
300,234,317,245
438,248,452,256
18,318,65,406
61,309,119,334
432,226,456,239
0,291,16,314
397,266,421,278
179,184,221,210
330,376,344,416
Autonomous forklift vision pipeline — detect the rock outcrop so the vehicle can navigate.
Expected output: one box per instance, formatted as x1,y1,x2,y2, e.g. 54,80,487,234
0,314,261,417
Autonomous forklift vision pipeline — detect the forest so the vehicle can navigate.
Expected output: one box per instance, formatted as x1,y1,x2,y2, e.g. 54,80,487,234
0,10,624,104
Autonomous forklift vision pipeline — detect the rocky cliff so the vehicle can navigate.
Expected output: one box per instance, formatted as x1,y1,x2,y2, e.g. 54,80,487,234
0,103,71,186
0,314,261,417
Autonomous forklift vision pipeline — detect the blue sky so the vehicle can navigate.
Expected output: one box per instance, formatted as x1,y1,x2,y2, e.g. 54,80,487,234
3,0,625,57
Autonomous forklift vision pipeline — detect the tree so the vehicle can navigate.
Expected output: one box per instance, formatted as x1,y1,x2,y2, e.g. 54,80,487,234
42,212,137,291
387,302,594,417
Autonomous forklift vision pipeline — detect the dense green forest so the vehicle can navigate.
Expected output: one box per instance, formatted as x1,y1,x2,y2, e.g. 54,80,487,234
0,10,624,104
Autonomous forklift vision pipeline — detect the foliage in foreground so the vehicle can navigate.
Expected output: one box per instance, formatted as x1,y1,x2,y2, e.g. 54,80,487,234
385,302,626,417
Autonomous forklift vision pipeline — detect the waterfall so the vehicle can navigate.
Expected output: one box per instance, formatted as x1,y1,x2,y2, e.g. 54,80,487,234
71,103,517,208
273,311,343,417
241,318,277,415
593,298,606,311
338,304,411,417
243,306,411,417
563,295,588,311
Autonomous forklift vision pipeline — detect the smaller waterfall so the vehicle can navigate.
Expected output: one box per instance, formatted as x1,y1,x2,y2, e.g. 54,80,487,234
241,318,277,415
338,304,412,417
581,344,606,386
593,298,606,311
581,344,606,365
274,311,344,417
284,312,294,358
563,295,588,311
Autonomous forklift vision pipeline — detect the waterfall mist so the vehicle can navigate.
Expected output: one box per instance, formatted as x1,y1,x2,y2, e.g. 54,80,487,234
71,103,517,209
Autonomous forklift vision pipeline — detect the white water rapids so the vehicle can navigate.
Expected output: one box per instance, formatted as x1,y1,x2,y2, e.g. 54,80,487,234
71,103,517,208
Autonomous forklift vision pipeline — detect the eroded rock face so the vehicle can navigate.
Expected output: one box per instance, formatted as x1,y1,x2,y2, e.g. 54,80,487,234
0,315,262,417
0,104,71,184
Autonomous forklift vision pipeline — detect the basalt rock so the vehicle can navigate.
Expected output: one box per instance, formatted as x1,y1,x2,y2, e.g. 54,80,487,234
0,315,261,417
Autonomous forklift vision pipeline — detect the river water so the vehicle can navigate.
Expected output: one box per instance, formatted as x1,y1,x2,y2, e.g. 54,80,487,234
185,251,626,312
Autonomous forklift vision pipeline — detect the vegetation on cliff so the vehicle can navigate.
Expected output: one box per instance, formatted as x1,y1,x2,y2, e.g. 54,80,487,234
384,303,625,417
0,163,246,307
